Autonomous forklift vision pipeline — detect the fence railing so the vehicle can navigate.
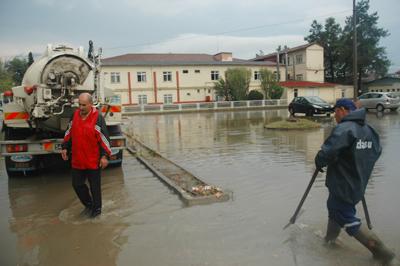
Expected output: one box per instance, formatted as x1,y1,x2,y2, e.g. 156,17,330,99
123,99,288,114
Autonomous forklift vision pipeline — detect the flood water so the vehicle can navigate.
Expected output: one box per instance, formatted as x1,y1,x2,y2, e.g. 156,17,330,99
1,109,399,266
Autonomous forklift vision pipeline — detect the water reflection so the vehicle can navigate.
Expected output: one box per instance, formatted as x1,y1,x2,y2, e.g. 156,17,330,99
4,166,129,266
128,110,333,178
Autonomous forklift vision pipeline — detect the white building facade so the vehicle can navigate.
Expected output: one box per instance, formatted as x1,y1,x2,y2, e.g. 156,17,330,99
101,43,354,105
252,43,353,103
101,53,284,105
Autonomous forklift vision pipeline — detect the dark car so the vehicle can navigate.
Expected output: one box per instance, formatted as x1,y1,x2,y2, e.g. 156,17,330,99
288,96,333,116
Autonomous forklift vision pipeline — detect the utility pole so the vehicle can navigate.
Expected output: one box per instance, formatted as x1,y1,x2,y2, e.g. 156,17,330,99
276,46,281,82
353,0,358,99
284,45,289,81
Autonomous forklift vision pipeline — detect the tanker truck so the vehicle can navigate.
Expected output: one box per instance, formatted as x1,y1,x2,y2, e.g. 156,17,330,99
0,42,126,176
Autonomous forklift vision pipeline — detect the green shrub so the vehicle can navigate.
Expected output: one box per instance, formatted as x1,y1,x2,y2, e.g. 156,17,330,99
247,90,264,100
270,85,283,99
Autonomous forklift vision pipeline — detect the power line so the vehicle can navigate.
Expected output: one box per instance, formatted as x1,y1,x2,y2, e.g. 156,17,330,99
104,9,352,51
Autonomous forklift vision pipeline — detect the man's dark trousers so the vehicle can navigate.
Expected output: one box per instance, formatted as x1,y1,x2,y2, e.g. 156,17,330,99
72,168,101,212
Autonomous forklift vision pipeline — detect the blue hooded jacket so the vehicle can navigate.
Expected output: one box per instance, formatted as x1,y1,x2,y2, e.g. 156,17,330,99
315,108,382,204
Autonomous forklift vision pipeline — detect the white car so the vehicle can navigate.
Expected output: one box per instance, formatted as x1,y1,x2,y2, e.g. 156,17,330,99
358,92,400,112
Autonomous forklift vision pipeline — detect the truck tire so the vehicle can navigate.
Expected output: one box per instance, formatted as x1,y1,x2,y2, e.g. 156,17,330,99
5,157,19,178
107,125,123,167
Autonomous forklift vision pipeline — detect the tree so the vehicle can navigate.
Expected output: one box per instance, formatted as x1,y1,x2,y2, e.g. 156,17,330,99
214,78,230,100
5,57,29,85
214,68,251,101
28,52,34,67
259,69,277,99
0,60,14,92
305,18,343,82
342,0,390,86
225,68,251,101
305,0,390,84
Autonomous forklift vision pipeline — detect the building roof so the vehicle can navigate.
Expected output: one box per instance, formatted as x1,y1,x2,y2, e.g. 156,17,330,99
102,53,277,67
251,42,321,61
365,77,400,85
279,81,336,88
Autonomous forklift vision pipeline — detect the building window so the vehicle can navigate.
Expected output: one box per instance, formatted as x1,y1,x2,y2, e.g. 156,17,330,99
211,71,219,80
163,94,173,104
195,70,200,73
254,71,261,81
111,72,120,83
137,72,146,82
138,95,147,105
294,89,298,98
341,89,346,98
163,71,172,82
273,71,278,80
197,89,200,93
288,57,291,66
208,89,211,93
296,74,303,81
296,54,303,64
182,70,189,74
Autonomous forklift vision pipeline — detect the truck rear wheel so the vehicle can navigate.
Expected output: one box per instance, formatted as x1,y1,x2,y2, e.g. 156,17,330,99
107,125,124,167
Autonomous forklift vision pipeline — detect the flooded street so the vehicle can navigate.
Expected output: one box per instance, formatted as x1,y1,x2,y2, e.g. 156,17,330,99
1,109,399,266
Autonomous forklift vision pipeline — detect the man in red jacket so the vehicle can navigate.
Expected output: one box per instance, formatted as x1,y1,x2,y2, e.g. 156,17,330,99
61,93,111,218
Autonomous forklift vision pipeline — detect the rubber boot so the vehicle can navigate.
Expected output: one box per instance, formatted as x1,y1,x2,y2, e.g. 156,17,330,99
353,226,395,264
324,218,341,244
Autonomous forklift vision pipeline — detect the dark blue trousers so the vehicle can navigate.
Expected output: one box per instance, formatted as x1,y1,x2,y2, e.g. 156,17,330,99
327,193,361,236
72,168,102,212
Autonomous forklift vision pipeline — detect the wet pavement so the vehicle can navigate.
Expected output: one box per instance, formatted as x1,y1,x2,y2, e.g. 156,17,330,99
1,109,399,266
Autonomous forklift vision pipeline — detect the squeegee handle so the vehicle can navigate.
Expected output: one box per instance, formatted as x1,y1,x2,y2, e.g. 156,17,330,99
289,168,319,224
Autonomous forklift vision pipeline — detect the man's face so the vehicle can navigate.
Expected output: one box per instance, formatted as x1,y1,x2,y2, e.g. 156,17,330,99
79,96,92,116
334,107,349,123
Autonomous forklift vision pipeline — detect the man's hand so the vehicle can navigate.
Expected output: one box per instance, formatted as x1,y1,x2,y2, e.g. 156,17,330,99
61,149,68,161
99,156,109,170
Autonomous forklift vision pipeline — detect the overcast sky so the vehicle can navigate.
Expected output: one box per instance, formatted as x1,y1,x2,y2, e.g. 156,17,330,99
0,0,399,72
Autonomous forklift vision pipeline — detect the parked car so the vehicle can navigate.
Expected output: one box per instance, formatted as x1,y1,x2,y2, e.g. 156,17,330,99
357,92,400,112
288,96,333,116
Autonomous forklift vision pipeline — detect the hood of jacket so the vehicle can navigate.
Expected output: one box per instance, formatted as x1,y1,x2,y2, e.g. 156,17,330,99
341,108,366,126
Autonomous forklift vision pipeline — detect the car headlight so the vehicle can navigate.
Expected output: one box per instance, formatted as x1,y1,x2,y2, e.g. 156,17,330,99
312,105,322,109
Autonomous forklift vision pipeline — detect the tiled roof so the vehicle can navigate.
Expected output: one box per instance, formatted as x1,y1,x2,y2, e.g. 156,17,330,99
279,81,336,87
101,53,277,66
251,42,321,61
365,77,400,85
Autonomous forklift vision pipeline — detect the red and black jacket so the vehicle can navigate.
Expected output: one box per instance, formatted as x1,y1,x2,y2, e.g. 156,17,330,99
62,107,112,170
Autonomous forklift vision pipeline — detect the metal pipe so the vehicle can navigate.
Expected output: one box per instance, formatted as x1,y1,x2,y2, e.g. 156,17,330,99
284,168,319,229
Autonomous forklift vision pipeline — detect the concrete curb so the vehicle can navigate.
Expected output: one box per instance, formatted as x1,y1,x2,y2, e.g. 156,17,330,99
125,139,230,206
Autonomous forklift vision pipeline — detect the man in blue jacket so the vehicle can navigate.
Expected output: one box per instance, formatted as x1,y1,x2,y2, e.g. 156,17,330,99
315,99,395,263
